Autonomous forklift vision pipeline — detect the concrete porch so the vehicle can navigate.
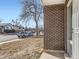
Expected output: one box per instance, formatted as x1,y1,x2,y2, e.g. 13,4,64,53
40,51,65,59
41,0,72,59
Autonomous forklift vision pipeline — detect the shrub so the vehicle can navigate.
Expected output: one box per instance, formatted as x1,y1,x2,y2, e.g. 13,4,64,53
4,29,15,33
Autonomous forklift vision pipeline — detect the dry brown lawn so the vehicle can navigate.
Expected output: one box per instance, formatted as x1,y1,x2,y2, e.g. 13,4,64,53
0,37,44,59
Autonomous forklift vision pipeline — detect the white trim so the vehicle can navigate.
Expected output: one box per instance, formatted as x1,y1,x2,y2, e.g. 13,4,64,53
42,0,65,6
67,0,72,7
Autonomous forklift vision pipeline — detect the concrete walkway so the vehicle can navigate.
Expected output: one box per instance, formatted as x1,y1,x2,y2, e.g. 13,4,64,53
40,51,65,59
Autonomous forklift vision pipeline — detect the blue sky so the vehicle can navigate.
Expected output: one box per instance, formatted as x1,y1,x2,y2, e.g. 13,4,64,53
0,0,21,22
0,0,43,28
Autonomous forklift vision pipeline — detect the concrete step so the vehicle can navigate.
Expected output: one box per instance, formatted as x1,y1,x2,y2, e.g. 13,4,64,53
39,50,65,59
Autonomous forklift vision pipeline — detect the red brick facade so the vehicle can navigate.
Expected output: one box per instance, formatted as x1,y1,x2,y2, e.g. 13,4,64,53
44,4,65,50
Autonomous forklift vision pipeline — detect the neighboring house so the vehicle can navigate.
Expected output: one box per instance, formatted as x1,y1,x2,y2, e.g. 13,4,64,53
42,0,79,59
0,23,24,33
0,23,13,33
12,25,24,32
0,26,4,33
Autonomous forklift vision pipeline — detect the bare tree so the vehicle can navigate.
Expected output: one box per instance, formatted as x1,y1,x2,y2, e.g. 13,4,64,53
11,19,20,26
20,0,43,36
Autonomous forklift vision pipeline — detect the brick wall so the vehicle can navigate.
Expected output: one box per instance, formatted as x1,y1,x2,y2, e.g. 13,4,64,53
44,4,65,50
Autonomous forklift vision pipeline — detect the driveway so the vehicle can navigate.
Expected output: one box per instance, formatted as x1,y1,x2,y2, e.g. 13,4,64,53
0,35,18,43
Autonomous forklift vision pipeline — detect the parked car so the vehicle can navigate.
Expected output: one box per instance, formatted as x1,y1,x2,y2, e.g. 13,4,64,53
17,31,33,38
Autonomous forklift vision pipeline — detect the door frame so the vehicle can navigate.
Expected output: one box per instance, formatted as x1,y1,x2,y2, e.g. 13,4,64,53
66,0,72,57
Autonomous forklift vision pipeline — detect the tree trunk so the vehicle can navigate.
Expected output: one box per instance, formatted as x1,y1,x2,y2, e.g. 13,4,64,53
36,21,39,36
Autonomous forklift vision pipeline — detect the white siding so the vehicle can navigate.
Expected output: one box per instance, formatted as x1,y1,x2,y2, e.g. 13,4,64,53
72,0,79,59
